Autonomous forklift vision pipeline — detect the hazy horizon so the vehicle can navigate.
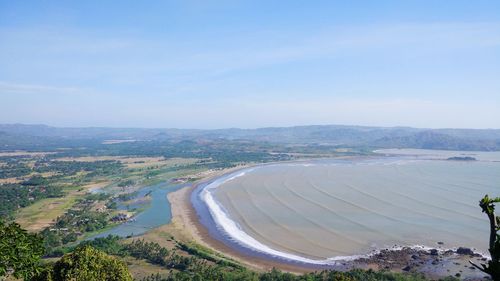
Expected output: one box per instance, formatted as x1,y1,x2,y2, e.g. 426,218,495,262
4,122,500,131
1,1,499,129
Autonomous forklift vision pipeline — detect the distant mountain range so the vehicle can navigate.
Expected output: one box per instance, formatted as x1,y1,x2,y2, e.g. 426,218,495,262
1,123,500,151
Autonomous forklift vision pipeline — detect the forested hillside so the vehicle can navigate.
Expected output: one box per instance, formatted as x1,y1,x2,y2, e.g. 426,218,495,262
1,124,500,151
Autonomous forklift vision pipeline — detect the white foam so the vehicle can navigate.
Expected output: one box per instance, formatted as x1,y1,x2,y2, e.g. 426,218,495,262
200,168,386,265
199,167,491,265
201,169,344,265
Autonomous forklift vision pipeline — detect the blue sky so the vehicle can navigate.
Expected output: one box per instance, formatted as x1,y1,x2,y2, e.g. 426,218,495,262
1,1,499,129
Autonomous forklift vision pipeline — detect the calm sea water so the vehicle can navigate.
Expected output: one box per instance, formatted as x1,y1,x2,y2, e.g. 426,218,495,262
213,150,500,259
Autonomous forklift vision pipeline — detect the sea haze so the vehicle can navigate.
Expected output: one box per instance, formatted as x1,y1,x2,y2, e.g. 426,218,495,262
209,150,500,261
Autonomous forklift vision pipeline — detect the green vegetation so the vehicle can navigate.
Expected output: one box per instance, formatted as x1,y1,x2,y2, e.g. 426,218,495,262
41,196,114,255
0,155,122,219
2,223,460,281
35,245,132,281
82,236,449,281
143,268,460,281
471,195,500,279
35,159,123,178
118,179,135,187
81,236,206,271
0,178,63,218
0,221,45,280
0,156,32,178
0,156,123,180
1,125,493,280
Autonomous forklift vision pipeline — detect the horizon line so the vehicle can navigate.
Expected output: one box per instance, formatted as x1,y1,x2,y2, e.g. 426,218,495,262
1,122,500,131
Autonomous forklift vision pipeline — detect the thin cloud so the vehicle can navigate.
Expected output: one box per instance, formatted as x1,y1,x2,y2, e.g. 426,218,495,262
1,22,499,128
0,81,81,95
2,22,499,75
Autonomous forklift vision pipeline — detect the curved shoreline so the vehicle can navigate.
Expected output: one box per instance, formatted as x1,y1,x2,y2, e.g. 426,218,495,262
193,167,365,266
164,163,491,278
188,159,492,270
161,155,494,279
168,166,321,272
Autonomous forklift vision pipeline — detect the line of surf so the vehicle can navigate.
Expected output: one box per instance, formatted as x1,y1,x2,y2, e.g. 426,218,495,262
198,164,491,266
199,168,361,265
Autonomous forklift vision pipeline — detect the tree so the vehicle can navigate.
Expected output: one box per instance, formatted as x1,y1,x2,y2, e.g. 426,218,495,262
0,220,45,280
470,195,500,280
47,245,132,281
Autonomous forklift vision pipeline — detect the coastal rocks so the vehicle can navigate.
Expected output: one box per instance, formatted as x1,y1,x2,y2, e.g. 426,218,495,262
402,265,413,271
356,247,417,270
456,247,474,255
351,247,489,280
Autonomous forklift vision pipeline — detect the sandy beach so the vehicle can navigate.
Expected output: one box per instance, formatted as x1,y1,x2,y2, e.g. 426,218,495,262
165,164,490,280
166,166,318,273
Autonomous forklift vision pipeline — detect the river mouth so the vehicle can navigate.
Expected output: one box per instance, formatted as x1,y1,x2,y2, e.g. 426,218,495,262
90,182,185,239
192,151,500,266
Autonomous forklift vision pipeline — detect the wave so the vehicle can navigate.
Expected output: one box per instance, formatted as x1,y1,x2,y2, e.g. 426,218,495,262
198,166,491,265
200,169,350,265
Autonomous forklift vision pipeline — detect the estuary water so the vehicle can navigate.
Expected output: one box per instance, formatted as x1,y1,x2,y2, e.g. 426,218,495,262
200,150,500,264
91,182,185,239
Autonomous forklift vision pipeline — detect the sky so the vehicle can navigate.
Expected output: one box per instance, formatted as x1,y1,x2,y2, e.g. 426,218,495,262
0,1,499,129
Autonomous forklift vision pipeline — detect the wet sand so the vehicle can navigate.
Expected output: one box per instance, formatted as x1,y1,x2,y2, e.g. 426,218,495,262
167,162,492,279
167,167,317,273
212,159,497,258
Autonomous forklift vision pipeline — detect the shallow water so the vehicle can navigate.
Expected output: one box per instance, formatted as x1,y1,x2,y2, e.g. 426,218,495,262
91,182,184,239
211,151,500,261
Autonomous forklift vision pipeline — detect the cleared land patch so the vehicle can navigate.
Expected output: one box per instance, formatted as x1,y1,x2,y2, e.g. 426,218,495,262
0,151,56,157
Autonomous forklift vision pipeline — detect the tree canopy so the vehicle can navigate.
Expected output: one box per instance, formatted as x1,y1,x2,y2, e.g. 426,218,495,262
471,195,500,279
42,245,133,281
0,221,45,279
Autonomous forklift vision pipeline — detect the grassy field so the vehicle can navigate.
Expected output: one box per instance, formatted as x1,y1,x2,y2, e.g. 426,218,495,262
122,256,172,279
15,181,110,231
54,155,198,168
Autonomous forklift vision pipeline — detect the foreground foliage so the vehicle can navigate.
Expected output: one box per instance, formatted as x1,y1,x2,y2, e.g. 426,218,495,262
83,236,457,281
35,245,132,281
472,195,500,279
140,267,457,281
0,221,45,280
1,221,463,281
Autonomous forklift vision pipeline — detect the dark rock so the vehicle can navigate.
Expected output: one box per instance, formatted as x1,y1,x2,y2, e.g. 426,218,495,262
430,249,439,256
437,241,444,245
402,265,412,271
411,254,419,260
447,156,476,161
456,247,474,255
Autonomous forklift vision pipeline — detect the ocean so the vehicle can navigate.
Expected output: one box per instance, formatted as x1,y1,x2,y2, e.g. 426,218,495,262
197,149,500,264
